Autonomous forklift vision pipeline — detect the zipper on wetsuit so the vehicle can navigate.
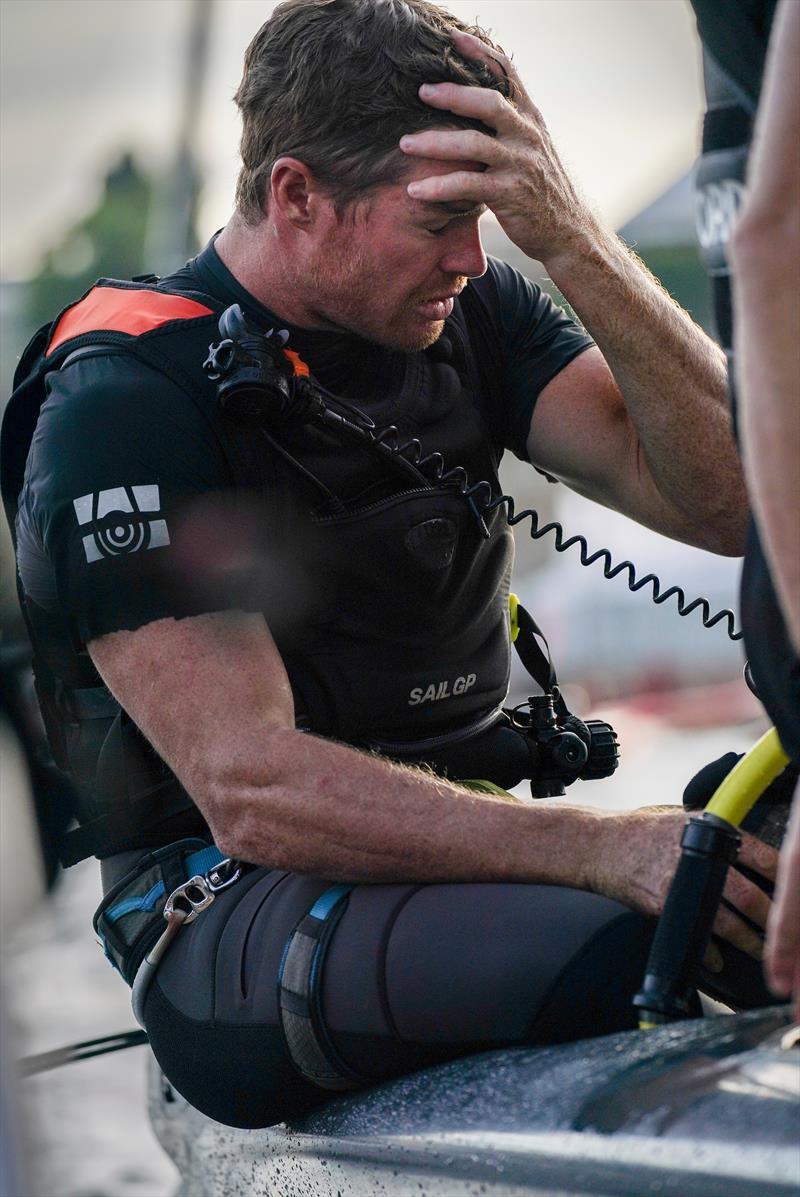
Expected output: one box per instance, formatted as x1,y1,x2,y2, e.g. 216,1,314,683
311,485,461,525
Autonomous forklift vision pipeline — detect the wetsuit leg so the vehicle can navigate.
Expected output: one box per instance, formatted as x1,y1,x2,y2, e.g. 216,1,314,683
142,870,653,1129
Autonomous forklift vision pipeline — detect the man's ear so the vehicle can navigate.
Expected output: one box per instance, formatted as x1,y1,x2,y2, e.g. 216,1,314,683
270,157,326,229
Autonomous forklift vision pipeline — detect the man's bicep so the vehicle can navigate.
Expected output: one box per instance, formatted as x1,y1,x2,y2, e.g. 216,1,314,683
88,611,296,800
525,350,706,542
525,347,637,507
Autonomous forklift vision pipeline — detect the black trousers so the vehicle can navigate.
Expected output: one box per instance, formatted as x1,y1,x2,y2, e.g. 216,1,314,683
136,867,653,1129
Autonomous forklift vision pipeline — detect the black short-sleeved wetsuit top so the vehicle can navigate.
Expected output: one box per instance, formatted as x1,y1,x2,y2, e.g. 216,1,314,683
17,239,594,817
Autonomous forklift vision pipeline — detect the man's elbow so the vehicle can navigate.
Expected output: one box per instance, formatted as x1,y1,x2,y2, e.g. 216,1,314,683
699,496,749,557
199,782,293,868
708,524,748,558
188,728,300,865
192,778,256,861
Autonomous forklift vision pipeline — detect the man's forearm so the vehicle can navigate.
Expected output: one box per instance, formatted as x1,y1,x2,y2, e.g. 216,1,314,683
401,33,748,553
187,724,774,961
90,613,605,890
194,725,605,885
544,224,748,552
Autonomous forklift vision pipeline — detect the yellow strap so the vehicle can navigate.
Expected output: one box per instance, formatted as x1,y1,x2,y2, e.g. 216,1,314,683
461,779,520,802
509,592,520,643
705,726,790,827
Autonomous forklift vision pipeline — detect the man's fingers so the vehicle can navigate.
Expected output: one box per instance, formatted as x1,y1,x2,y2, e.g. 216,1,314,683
450,29,543,121
723,868,772,931
713,903,765,960
417,80,519,133
406,170,490,205
400,127,505,166
738,832,779,883
451,28,514,83
709,866,776,959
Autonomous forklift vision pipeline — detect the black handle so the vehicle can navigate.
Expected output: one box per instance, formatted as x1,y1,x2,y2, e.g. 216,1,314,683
634,813,741,1023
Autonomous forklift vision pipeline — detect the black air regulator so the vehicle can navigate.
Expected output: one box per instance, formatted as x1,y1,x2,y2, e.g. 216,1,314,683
204,304,323,425
511,692,619,799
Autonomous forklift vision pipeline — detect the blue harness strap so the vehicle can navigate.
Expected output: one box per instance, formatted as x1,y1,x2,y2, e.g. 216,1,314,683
185,844,226,878
106,881,166,922
308,883,354,920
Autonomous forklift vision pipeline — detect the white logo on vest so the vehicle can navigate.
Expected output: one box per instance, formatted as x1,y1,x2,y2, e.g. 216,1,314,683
73,485,170,562
408,673,477,706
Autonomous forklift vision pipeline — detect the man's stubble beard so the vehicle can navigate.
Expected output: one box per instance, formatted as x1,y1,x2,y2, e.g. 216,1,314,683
304,237,459,352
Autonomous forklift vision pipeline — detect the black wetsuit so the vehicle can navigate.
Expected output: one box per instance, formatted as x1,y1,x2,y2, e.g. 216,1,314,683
13,239,654,1128
692,0,800,764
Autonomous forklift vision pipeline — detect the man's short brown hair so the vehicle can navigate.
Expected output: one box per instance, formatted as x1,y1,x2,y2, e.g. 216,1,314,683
233,0,513,223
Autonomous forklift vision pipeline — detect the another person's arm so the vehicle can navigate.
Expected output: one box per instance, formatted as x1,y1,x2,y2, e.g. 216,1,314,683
731,0,800,657
730,0,800,1019
400,31,748,556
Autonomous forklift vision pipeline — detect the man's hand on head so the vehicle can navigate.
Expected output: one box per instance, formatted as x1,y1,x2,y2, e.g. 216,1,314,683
399,28,595,265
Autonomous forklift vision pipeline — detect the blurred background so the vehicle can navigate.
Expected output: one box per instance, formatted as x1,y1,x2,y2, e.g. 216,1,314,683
0,2,766,1194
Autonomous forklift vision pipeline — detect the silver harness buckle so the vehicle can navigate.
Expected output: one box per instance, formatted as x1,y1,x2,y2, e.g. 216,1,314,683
131,858,241,1027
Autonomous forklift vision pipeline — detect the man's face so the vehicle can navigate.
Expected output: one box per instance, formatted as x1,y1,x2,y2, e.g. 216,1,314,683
301,156,488,351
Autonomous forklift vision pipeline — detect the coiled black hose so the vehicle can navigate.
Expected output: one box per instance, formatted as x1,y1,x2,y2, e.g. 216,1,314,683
315,395,743,643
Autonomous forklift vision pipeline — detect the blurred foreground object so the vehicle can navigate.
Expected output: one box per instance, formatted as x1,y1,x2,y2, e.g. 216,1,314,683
0,649,47,1197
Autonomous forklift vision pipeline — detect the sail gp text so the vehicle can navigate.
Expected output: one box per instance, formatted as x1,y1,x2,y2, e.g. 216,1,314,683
408,674,477,706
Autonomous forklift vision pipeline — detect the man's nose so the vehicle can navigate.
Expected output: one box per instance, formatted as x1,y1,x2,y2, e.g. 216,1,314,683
440,224,487,279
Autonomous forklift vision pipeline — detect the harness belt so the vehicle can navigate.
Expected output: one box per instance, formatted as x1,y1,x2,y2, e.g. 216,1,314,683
94,840,228,985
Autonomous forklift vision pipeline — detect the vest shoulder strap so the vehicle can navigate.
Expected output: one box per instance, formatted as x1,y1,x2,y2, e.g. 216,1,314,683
45,279,218,357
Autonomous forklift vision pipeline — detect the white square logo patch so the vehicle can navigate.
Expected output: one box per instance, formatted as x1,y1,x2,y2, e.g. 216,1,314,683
73,485,170,563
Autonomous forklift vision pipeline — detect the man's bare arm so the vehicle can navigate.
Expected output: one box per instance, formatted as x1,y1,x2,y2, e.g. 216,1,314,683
731,0,800,653
729,0,800,1018
88,610,601,883
401,30,747,555
87,609,775,959
523,344,741,553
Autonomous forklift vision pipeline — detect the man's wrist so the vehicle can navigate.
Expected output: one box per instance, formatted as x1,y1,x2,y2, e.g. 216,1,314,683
542,221,626,296
544,804,617,895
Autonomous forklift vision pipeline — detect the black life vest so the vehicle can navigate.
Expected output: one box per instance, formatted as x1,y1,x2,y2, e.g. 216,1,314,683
2,269,542,862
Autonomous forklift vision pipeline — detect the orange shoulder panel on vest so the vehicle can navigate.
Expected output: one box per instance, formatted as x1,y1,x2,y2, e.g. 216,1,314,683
46,286,215,357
